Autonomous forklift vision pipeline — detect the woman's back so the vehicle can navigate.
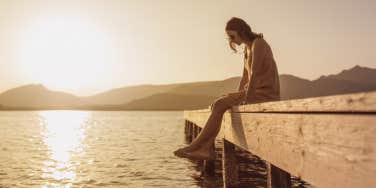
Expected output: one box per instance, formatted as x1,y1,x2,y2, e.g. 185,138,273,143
244,37,280,104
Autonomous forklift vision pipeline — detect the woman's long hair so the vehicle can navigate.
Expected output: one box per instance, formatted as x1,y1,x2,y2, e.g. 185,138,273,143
225,17,263,54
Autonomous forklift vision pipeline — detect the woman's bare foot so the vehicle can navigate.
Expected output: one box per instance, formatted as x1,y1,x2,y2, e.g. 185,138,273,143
173,147,215,161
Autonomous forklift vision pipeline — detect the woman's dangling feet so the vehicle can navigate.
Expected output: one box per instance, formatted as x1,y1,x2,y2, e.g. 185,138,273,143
173,146,215,161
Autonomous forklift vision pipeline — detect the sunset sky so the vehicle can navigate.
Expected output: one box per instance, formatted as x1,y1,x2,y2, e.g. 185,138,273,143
0,0,375,96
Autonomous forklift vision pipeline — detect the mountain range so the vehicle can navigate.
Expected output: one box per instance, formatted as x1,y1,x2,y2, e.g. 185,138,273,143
0,65,375,110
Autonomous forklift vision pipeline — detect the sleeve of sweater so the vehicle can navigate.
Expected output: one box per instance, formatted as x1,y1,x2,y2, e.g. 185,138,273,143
238,67,249,92
245,38,267,102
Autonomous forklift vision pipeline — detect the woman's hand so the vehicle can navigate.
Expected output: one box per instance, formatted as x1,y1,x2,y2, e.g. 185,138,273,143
227,91,245,99
228,91,248,105
209,91,247,109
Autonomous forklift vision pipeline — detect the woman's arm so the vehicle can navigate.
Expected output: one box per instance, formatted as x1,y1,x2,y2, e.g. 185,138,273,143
245,38,267,101
220,56,250,102
221,68,248,102
238,67,249,91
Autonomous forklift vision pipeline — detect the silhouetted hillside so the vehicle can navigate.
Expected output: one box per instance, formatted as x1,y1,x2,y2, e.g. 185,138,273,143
118,65,376,109
318,65,376,85
0,84,86,108
280,65,376,100
166,77,240,97
279,74,313,100
83,84,180,105
120,93,217,110
83,77,239,105
0,65,375,110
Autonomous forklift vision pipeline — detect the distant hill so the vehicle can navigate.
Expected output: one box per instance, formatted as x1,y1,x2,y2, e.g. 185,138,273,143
83,84,180,105
280,65,376,100
318,65,376,85
118,65,376,109
0,84,86,108
166,77,240,97
279,74,313,100
0,65,375,110
83,77,239,105
119,93,217,110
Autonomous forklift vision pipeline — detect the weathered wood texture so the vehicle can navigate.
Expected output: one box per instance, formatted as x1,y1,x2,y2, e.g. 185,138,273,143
202,142,216,177
184,91,376,188
222,139,239,188
267,163,291,188
233,91,376,113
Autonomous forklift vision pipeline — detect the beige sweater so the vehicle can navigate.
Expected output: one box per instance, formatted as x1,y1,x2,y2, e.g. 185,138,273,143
238,37,281,104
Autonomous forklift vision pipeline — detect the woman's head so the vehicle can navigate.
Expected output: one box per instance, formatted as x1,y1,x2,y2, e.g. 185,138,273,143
225,17,263,52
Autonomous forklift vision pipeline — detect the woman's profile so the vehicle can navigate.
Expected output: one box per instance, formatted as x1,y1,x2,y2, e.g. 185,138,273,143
173,17,281,160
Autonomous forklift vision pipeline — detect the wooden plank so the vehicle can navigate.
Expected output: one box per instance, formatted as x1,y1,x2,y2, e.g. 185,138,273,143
232,91,376,113
184,110,209,128
222,139,239,188
223,113,376,188
266,163,291,188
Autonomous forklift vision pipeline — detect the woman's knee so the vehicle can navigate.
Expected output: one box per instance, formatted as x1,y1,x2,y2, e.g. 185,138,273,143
211,97,229,113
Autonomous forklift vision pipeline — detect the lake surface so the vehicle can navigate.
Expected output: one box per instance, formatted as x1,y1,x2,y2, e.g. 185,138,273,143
0,111,309,188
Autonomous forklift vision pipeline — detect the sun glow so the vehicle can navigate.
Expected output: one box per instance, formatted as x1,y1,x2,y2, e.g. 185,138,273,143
14,15,120,94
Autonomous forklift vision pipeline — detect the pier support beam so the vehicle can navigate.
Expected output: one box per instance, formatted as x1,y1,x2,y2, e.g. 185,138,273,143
192,124,197,140
266,163,291,188
222,139,239,188
187,122,193,143
184,120,189,134
184,120,192,143
202,142,215,177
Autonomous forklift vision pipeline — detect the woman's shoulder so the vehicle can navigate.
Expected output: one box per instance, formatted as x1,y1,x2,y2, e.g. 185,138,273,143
251,37,268,52
255,36,268,46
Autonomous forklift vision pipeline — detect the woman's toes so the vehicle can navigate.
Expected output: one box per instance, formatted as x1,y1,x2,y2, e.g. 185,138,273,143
173,148,185,156
174,147,191,157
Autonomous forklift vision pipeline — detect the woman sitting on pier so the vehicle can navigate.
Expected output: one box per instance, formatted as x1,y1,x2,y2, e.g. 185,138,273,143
174,17,281,160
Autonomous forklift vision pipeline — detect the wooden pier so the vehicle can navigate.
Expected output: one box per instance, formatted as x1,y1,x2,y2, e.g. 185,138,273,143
183,91,376,188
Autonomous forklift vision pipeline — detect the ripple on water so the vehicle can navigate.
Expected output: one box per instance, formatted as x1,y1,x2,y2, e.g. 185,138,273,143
0,111,310,188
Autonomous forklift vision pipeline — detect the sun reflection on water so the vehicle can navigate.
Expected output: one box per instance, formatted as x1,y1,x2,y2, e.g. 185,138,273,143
39,110,90,187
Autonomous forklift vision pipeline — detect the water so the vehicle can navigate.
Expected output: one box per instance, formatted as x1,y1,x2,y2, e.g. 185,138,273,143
0,111,310,188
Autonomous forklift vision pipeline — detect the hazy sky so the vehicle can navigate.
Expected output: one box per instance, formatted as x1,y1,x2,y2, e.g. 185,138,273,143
0,0,375,96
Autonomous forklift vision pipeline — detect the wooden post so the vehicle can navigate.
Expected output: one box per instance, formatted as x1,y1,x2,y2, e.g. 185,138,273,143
195,126,201,136
184,121,191,143
266,163,291,188
222,139,239,188
193,124,197,138
192,124,197,140
184,120,189,134
187,122,193,143
202,142,216,177
197,127,202,134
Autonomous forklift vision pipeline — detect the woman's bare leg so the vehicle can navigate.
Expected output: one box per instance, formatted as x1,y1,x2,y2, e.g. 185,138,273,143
181,111,224,152
174,93,243,159
173,110,225,159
